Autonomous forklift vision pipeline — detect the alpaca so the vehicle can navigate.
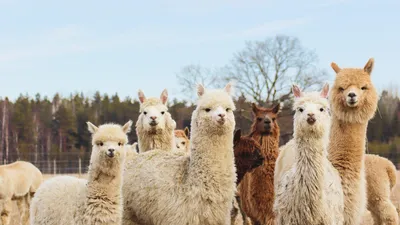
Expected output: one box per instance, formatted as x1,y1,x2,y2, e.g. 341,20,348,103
233,129,264,185
174,127,190,153
239,102,282,225
122,83,237,225
274,84,344,225
328,58,378,225
0,161,42,225
365,154,399,225
30,120,132,225
232,129,264,225
136,89,176,152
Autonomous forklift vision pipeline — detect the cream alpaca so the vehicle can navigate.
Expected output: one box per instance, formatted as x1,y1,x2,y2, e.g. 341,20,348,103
122,83,237,225
136,89,176,152
328,58,378,225
30,121,132,225
365,154,398,225
0,161,42,225
274,84,344,225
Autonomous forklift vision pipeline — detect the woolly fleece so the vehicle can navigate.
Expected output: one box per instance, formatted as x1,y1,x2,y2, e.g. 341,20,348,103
122,83,237,225
30,121,132,225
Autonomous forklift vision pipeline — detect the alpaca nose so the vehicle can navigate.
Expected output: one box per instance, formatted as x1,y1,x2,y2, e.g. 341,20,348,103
150,116,157,121
218,113,225,118
307,113,315,118
348,92,356,98
264,119,271,124
107,149,115,157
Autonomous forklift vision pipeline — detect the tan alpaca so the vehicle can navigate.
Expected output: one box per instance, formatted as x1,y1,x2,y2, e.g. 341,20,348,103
174,127,190,153
328,58,378,225
0,161,42,225
365,154,399,225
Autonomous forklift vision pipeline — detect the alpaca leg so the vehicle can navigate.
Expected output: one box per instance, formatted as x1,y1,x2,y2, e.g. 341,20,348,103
1,199,12,225
21,194,31,225
16,197,26,225
370,211,382,225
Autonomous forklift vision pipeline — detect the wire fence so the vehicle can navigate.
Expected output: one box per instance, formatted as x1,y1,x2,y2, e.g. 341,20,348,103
1,153,91,175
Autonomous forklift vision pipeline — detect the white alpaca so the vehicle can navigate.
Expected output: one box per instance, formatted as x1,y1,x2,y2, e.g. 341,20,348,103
123,83,237,225
274,84,344,225
30,120,132,225
136,89,176,152
0,161,42,225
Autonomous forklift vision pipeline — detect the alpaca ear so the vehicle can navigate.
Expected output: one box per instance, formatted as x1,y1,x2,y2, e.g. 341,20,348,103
87,122,98,134
292,85,302,98
251,103,258,114
272,102,283,115
224,82,233,95
331,62,341,74
122,120,133,134
364,58,374,75
160,89,168,105
197,84,205,97
138,90,146,103
184,127,190,138
320,83,329,98
234,129,241,144
132,142,138,153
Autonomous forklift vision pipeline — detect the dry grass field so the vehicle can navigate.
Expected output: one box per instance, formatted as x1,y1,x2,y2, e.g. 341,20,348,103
7,172,400,225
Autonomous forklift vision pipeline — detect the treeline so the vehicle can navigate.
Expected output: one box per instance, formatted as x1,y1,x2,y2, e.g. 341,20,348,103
0,89,399,173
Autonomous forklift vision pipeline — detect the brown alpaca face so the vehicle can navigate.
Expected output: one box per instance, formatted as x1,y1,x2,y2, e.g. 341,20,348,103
251,103,281,135
330,58,378,123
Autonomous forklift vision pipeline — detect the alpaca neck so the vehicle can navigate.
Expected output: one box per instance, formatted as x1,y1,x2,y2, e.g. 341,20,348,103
187,131,235,189
138,127,174,152
86,160,123,200
328,115,367,175
292,133,326,215
252,132,279,160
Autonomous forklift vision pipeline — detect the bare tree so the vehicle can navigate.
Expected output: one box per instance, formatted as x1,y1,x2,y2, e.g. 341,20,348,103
176,64,221,100
223,35,327,104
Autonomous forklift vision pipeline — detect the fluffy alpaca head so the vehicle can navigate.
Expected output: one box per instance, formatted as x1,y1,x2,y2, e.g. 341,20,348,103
233,129,264,184
174,127,190,152
292,84,331,139
137,89,174,132
192,83,236,136
87,120,132,174
251,102,282,136
329,58,378,123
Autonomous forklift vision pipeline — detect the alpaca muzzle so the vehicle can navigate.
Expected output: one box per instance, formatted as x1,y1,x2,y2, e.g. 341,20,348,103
307,116,316,125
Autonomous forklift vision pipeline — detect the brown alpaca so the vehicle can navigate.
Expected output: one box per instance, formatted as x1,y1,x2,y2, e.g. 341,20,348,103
239,102,281,225
174,127,190,153
232,129,265,225
233,129,264,184
365,154,399,225
328,58,378,225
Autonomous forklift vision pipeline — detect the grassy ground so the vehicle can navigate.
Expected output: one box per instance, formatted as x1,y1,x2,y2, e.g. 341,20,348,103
8,172,400,225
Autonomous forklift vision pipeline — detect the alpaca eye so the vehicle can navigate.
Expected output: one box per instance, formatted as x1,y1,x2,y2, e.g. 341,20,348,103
161,111,165,115
181,141,185,145
298,108,304,113
320,108,324,112
361,86,367,90
143,111,147,115
98,142,103,146
118,142,122,146
226,108,231,112
205,108,211,112
338,87,344,92
257,118,262,122
272,118,276,121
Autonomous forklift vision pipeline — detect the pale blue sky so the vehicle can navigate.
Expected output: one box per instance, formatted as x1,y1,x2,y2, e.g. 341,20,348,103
0,0,399,102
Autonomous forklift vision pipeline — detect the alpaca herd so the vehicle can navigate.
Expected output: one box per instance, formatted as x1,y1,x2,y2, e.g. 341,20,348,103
0,57,398,225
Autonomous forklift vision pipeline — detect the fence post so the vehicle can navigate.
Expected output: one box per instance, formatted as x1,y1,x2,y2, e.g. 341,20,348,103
53,159,56,175
79,157,82,176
